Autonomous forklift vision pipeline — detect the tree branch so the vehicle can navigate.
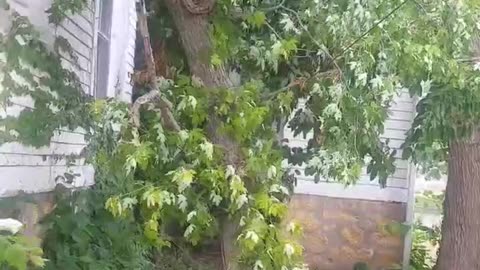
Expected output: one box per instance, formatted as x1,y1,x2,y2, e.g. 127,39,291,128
131,89,181,132
263,69,339,100
262,0,285,12
279,6,346,87
331,0,411,62
132,0,181,132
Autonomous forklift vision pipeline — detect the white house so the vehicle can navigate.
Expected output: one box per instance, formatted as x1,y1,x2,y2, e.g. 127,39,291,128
0,0,138,237
0,1,438,269
284,90,418,269
0,0,137,198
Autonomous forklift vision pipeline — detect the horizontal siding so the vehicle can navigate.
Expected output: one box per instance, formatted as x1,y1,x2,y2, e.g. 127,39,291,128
59,22,93,49
0,142,51,155
56,4,94,94
64,13,93,36
0,153,51,166
0,164,94,197
56,27,91,65
1,0,95,197
60,58,91,87
285,90,415,202
294,180,409,203
0,167,52,196
0,153,85,167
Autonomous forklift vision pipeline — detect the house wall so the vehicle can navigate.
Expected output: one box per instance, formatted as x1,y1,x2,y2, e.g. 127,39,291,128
0,0,137,235
0,0,97,198
285,90,416,270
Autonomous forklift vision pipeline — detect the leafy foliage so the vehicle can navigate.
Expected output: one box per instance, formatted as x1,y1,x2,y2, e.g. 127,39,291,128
47,0,88,25
153,250,217,270
143,0,480,268
0,11,92,147
399,1,480,167
415,191,444,211
206,0,412,186
42,190,154,270
409,222,441,270
4,0,480,269
0,227,45,270
97,76,306,269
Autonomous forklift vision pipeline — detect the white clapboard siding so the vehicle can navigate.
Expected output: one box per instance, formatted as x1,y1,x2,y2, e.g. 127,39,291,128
285,89,416,202
1,0,137,197
0,0,96,197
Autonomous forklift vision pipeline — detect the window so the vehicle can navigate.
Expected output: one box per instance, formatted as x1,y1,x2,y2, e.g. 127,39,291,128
95,0,113,98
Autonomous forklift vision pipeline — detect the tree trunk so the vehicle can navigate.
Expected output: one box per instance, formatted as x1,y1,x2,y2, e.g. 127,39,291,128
163,1,241,269
435,131,480,270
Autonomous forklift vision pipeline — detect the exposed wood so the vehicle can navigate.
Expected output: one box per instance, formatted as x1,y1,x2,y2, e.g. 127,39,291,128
131,0,181,132
131,89,181,132
435,130,480,270
138,0,156,82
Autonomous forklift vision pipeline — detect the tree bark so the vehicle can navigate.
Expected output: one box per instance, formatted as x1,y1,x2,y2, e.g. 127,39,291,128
435,131,480,270
163,1,242,269
163,0,231,89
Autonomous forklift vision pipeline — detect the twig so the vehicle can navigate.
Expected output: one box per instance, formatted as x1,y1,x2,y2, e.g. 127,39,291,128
265,21,302,76
262,0,286,12
332,0,411,62
279,6,346,87
411,0,428,14
279,6,335,61
263,80,303,99
263,69,338,100
265,21,283,41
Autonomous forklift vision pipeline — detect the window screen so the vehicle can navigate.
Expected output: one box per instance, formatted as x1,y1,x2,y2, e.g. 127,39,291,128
95,0,113,98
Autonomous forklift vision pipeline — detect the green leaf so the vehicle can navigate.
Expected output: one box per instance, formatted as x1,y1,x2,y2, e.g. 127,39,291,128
4,244,28,270
383,222,411,237
246,11,266,28
254,192,271,213
280,38,298,59
211,53,222,67
0,237,9,260
173,168,196,192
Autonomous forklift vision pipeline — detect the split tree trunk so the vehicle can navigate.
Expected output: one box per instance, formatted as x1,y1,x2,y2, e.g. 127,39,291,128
435,131,480,270
163,1,242,269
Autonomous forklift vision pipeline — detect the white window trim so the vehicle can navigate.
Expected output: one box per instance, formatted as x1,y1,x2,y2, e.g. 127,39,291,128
92,0,114,99
90,0,100,97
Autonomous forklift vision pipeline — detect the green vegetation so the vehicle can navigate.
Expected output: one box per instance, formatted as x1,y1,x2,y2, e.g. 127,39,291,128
0,220,45,270
2,0,480,269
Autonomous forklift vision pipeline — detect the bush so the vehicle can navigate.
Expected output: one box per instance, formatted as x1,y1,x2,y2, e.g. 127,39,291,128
42,190,153,270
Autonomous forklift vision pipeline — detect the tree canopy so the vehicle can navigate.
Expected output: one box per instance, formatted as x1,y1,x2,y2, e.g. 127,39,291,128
2,0,480,269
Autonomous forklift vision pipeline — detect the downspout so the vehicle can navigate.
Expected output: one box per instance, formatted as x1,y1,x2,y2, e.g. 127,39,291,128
402,96,419,269
402,161,417,269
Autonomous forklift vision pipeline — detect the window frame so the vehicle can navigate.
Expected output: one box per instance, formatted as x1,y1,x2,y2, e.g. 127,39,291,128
94,0,113,98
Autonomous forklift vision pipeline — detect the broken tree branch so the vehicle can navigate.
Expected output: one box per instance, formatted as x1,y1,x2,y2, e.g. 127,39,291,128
131,0,181,132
